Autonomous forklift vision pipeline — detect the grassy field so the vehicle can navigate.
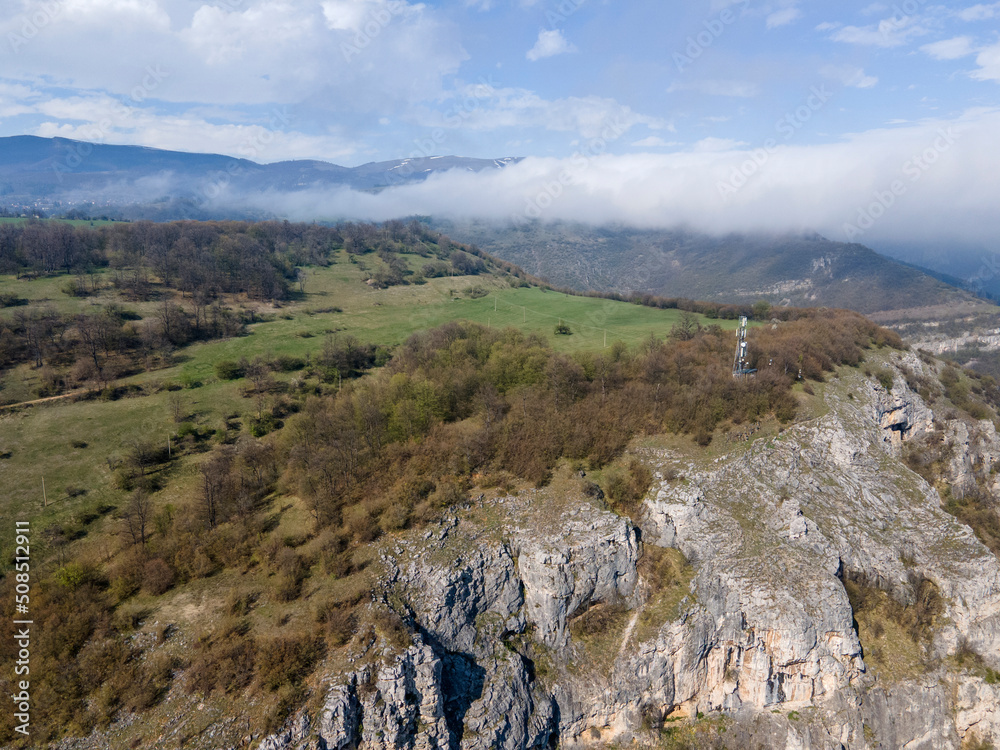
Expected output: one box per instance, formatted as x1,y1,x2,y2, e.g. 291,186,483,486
0,255,734,542
79,251,740,386
0,269,116,315
0,216,120,227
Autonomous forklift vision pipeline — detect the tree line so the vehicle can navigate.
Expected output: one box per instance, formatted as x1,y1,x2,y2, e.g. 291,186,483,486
0,219,492,299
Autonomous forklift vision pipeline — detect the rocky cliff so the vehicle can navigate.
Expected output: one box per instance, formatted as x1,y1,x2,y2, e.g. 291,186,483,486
261,352,1000,750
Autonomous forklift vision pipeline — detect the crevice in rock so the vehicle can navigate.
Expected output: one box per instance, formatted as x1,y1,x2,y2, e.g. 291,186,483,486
439,650,485,745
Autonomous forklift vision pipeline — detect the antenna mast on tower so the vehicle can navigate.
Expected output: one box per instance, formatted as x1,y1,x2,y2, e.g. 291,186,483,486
732,316,757,379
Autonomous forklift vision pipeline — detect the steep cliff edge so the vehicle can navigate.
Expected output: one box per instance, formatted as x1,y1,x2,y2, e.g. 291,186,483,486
261,352,1000,750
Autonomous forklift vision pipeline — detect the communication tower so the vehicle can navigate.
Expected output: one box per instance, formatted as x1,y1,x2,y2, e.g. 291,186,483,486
732,316,757,379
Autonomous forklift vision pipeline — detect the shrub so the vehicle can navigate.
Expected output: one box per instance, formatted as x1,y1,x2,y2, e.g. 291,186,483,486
874,368,894,391
62,278,91,297
463,284,489,299
125,651,177,712
371,608,412,649
317,601,360,647
186,621,257,696
54,562,100,590
256,634,325,690
273,355,306,372
603,458,653,517
227,590,258,616
271,549,310,602
214,360,245,380
141,557,176,596
248,413,282,437
943,484,1000,556
263,684,308,737
570,601,628,639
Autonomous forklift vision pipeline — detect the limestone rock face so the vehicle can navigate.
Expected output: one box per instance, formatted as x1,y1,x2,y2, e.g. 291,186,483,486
513,504,639,648
954,678,1000,744
257,353,1000,750
397,533,525,655
871,367,934,450
319,679,361,750
312,638,452,750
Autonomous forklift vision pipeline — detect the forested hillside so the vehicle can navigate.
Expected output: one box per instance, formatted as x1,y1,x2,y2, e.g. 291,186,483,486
0,218,922,747
431,219,983,315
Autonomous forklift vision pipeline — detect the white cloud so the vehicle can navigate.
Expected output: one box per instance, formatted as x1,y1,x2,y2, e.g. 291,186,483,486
692,137,748,152
415,87,668,140
921,36,976,60
766,7,801,28
526,29,576,61
830,16,929,47
861,3,888,15
631,136,678,148
224,109,1000,251
0,0,464,110
185,3,316,66
13,87,359,162
35,115,359,162
957,2,1000,20
61,0,171,26
320,0,413,32
821,64,878,89
668,80,760,98
971,41,1000,81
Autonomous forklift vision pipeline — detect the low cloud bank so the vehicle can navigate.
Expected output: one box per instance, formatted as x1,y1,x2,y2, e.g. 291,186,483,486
217,108,1000,253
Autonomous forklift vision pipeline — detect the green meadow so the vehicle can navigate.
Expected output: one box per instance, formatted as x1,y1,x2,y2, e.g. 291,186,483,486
0,253,733,529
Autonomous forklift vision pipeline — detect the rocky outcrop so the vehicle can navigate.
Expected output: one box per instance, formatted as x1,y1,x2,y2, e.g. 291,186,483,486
257,353,1000,750
954,678,1000,744
871,372,934,449
313,638,452,750
512,504,639,648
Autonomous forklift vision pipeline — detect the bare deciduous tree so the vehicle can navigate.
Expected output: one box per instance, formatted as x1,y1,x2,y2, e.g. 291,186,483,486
123,489,152,547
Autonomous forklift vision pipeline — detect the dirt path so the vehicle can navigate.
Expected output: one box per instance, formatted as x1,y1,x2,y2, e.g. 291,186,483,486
0,389,90,412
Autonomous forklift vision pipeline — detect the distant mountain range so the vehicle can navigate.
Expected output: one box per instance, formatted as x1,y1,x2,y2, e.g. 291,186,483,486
0,135,519,209
0,136,992,316
431,219,988,315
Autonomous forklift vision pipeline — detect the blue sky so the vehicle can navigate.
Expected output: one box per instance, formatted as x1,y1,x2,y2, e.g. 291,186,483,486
1,0,996,162
0,0,999,251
